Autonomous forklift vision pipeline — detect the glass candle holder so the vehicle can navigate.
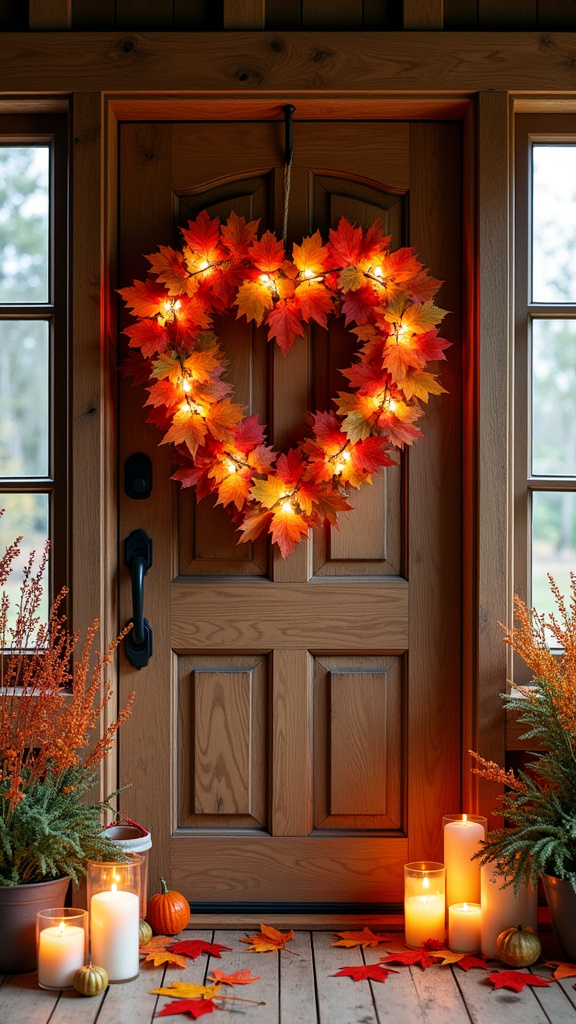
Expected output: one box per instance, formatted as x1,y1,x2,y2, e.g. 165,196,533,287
443,814,487,908
448,902,482,953
36,907,88,990
404,862,446,948
480,860,538,958
87,854,142,983
100,822,151,918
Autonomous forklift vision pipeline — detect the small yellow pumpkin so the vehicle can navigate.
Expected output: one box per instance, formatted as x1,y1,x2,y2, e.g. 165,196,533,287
496,924,542,967
139,918,153,945
146,877,190,935
73,963,109,996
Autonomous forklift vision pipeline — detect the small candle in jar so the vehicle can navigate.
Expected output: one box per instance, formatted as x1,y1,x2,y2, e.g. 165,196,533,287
38,920,85,989
448,902,482,953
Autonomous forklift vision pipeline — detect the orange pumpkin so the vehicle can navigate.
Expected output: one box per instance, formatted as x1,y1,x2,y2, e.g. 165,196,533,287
146,878,190,935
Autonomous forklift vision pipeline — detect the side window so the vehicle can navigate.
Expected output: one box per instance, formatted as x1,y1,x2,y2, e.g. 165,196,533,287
515,116,576,658
0,116,68,626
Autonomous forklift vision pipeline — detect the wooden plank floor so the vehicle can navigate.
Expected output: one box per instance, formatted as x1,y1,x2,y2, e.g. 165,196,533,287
2,920,576,1024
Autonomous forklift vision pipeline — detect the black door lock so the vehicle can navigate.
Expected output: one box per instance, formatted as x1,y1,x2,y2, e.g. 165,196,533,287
124,453,152,500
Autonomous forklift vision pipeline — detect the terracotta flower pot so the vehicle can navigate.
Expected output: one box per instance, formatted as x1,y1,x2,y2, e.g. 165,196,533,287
542,873,576,963
0,876,70,973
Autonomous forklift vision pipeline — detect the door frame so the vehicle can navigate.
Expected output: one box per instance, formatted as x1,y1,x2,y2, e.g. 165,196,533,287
72,93,502,857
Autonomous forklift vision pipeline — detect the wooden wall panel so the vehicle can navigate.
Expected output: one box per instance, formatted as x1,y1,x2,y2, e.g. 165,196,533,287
313,655,404,830
178,654,268,829
478,0,537,29
224,0,265,29
174,1,221,29
403,0,443,29
116,0,175,29
537,0,576,28
72,1,114,28
29,0,71,29
302,0,363,28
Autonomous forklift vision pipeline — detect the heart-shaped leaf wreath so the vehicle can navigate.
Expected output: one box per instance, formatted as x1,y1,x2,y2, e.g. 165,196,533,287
120,212,450,557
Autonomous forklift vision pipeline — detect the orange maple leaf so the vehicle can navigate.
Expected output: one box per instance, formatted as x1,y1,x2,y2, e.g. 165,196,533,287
294,280,333,327
332,927,393,949
251,475,288,510
545,960,576,980
161,406,208,457
270,508,309,559
139,935,174,955
144,949,188,968
216,471,252,511
236,509,273,545
292,230,329,276
118,279,168,319
208,969,261,986
220,211,259,256
146,245,190,295
240,924,298,954
206,399,245,441
249,231,285,272
266,302,305,356
235,280,274,325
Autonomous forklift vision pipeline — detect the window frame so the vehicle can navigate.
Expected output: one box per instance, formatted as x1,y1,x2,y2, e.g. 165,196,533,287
0,113,69,607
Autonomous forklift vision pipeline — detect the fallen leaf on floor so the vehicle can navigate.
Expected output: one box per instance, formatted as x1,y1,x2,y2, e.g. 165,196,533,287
140,935,174,954
545,961,576,980
208,968,261,986
151,983,222,1000
380,950,436,970
143,950,187,968
332,963,399,983
428,948,469,965
156,997,218,1018
169,940,232,960
489,971,553,992
240,923,297,954
421,938,446,950
332,927,392,948
455,954,490,972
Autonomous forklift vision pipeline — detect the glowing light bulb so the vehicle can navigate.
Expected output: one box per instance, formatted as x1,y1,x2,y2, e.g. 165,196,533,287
163,301,172,312
341,450,351,462
388,399,398,413
182,379,191,393
397,323,410,339
303,268,314,279
226,461,237,474
260,274,271,285
282,499,294,513
199,260,209,271
373,266,383,278
335,461,346,473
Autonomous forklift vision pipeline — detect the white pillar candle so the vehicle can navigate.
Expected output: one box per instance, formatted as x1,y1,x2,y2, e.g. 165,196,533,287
448,902,482,953
443,814,486,907
480,862,538,958
90,885,140,982
38,921,85,989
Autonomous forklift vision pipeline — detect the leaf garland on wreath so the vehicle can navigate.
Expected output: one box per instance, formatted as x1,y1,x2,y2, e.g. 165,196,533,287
120,211,451,558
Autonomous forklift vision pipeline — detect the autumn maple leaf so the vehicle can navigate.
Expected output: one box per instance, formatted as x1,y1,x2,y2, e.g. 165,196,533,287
332,928,392,949
545,961,576,980
233,414,266,453
209,969,261,986
456,954,490,972
181,210,222,261
248,231,285,273
124,317,167,359
400,370,446,403
294,280,333,327
240,924,297,954
327,217,363,266
266,301,305,355
157,998,217,1019
143,949,187,968
380,950,436,970
332,964,399,983
220,211,259,258
338,266,366,293
488,971,552,992
236,509,273,545
292,230,329,276
169,940,232,961
341,284,379,326
146,244,190,295
216,471,252,511
118,278,168,319
161,406,208,457
152,983,222,1000
270,508,310,559
235,279,274,325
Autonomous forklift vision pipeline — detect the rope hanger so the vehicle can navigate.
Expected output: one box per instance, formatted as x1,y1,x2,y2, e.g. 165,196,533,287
282,103,295,245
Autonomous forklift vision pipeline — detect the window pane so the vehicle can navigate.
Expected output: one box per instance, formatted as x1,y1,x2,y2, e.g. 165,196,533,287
532,145,576,303
0,146,49,303
0,320,49,477
0,492,50,638
532,319,576,476
532,491,576,620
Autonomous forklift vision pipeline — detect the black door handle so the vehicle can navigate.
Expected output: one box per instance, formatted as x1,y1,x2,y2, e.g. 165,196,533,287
125,529,153,668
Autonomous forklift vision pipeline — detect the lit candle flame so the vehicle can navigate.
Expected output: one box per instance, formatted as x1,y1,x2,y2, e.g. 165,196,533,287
463,813,468,823
463,902,468,912
422,875,430,890
111,882,117,893
59,920,66,935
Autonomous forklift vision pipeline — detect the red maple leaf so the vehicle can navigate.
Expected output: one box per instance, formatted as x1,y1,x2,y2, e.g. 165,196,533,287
169,939,232,960
380,951,436,970
489,971,553,992
332,964,399,983
124,317,168,359
220,211,259,258
294,280,333,327
266,301,305,355
181,210,222,259
248,231,285,273
456,954,490,972
118,278,168,319
421,939,446,950
327,217,363,266
276,448,304,488
351,436,396,475
341,284,380,326
157,998,217,1019
233,414,266,453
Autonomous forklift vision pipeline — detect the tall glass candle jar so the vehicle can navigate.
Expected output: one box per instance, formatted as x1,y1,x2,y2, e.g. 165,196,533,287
36,908,88,990
404,862,446,948
87,854,142,983
443,814,487,908
480,861,538,958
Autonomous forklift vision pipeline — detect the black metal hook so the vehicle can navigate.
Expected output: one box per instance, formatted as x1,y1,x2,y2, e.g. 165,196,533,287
283,103,295,166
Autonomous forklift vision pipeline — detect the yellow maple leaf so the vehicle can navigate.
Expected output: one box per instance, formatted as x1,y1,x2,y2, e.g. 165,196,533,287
217,472,251,511
338,266,366,293
292,230,329,276
400,300,448,333
151,982,222,1000
143,949,187,968
333,927,392,949
400,370,447,403
251,475,288,510
429,948,469,965
209,968,261,986
161,405,208,457
235,280,274,325
240,924,296,954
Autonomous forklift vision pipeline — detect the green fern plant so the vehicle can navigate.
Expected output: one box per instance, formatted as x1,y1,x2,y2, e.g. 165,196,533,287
471,574,576,893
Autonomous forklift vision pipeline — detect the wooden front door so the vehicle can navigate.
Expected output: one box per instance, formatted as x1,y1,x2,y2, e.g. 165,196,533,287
117,117,462,908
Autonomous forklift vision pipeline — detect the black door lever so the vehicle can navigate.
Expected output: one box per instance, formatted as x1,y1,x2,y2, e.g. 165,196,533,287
125,529,153,668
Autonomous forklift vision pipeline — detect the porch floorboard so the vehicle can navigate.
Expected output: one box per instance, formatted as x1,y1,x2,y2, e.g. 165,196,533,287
1,920,575,1024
